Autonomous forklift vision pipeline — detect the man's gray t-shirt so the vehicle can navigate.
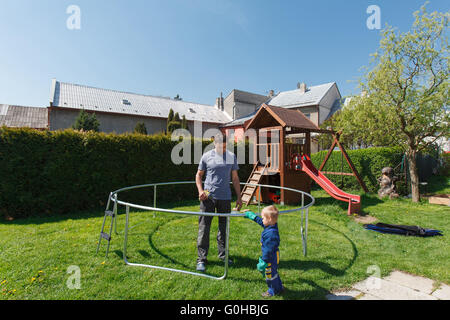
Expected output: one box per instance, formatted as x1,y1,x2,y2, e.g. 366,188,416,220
198,149,239,200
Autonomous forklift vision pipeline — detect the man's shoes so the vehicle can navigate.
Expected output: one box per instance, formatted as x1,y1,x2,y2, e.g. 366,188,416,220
219,257,234,265
196,262,206,272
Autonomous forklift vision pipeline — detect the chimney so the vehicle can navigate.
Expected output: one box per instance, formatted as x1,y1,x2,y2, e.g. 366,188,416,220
216,92,224,111
297,82,307,94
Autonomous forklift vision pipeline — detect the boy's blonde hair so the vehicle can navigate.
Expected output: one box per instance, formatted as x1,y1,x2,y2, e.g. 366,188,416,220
261,205,279,220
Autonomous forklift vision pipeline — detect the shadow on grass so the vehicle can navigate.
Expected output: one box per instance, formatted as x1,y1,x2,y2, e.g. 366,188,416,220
0,208,106,226
108,206,358,300
422,175,450,195
311,192,383,217
0,198,203,226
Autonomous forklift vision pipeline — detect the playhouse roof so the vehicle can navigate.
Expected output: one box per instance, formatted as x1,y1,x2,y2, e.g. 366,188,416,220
245,104,328,133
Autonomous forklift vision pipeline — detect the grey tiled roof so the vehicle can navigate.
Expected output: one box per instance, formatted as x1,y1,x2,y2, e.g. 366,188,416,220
220,112,255,128
325,98,344,121
0,105,48,129
268,82,336,108
229,89,269,105
50,80,231,123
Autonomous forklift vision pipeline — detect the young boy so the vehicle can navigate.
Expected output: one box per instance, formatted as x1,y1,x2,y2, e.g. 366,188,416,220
243,205,284,297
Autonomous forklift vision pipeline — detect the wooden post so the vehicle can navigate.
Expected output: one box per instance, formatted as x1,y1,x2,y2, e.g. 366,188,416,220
318,132,369,193
319,138,337,171
334,134,370,193
305,131,311,156
279,128,285,205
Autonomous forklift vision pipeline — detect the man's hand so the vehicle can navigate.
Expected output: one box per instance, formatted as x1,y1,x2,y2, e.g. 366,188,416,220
231,170,242,210
235,196,243,211
196,170,208,201
198,190,208,201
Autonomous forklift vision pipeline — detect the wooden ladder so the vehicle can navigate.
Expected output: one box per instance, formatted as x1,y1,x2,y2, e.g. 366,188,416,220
239,162,268,208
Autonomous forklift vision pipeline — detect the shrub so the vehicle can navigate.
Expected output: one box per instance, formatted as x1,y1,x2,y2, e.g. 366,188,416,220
72,110,100,132
0,127,253,220
441,152,450,176
311,147,404,193
134,122,147,135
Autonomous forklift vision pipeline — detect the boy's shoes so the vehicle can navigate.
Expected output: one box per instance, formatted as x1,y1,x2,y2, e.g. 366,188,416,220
262,287,285,298
196,262,206,272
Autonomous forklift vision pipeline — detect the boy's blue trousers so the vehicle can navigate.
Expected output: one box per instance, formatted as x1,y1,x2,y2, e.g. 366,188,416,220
264,250,283,295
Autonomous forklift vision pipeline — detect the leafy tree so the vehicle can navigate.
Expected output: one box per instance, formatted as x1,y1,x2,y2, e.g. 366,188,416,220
167,109,175,133
134,122,147,135
181,115,188,130
332,4,449,202
167,120,182,134
166,109,184,134
167,109,174,122
72,109,100,132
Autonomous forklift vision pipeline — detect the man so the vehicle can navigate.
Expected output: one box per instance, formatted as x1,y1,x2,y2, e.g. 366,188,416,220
195,133,242,272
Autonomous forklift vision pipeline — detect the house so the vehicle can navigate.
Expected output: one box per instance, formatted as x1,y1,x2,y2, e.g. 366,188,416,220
221,82,343,152
2,80,343,145
216,89,270,120
48,79,231,135
0,104,48,130
215,89,270,142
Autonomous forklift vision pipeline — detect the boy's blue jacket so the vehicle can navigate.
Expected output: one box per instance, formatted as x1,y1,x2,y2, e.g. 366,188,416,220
253,216,280,262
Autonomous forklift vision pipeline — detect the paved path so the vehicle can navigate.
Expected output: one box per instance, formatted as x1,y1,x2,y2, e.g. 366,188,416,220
326,271,450,300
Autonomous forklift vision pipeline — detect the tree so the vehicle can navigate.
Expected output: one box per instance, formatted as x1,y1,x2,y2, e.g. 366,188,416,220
333,4,449,202
166,109,183,134
167,109,175,133
72,109,100,132
167,120,182,134
134,122,147,135
181,115,188,130
168,109,174,122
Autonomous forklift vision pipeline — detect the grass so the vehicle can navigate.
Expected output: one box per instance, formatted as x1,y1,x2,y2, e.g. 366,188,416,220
0,181,449,300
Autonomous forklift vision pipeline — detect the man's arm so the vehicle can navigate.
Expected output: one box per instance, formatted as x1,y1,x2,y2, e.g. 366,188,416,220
196,170,208,201
232,170,242,210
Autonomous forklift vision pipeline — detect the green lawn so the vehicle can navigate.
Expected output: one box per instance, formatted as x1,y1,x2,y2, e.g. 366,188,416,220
0,181,449,300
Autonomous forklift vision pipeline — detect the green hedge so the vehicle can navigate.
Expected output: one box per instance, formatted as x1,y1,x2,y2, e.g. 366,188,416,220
0,127,252,219
311,147,405,193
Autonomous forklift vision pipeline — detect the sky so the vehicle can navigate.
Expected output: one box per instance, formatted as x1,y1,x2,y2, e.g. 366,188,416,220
0,0,448,107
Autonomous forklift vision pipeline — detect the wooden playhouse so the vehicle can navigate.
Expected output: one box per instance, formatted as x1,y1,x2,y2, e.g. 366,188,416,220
239,104,367,215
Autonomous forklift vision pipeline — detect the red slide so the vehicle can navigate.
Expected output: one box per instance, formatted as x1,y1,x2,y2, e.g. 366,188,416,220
299,155,360,215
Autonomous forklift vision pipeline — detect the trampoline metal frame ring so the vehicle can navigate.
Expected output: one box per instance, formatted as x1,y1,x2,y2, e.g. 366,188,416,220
98,181,314,280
